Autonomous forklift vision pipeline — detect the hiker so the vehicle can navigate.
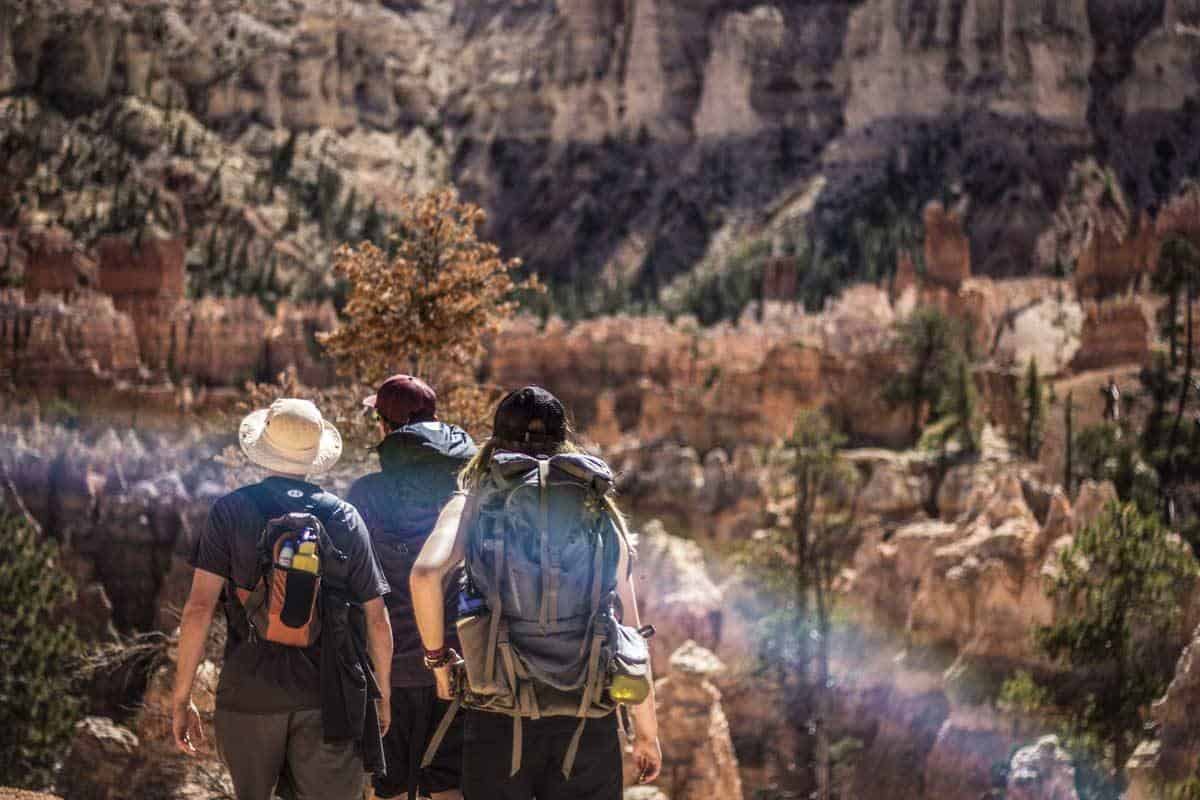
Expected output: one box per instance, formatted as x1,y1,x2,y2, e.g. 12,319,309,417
1102,375,1121,423
411,386,662,800
348,375,477,800
171,398,394,800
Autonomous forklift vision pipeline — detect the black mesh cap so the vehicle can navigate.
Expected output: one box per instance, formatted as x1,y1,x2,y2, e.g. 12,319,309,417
493,386,567,447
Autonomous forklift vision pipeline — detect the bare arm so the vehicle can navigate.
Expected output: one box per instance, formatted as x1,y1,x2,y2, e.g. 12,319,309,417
411,493,469,650
617,538,662,782
171,568,224,754
411,493,469,698
362,596,393,735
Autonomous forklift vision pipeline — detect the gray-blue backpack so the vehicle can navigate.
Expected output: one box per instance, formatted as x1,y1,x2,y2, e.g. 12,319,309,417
423,451,650,778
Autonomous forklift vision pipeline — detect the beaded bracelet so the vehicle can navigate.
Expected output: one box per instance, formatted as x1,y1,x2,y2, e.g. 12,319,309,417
423,647,457,670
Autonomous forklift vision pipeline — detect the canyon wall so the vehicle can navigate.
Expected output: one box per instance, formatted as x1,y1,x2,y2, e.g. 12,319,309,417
2,231,336,400
3,0,1199,294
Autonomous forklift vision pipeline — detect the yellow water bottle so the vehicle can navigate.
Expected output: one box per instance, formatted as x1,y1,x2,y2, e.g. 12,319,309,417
291,539,320,574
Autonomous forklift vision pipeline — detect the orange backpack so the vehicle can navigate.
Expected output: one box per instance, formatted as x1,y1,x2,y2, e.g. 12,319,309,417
237,487,347,647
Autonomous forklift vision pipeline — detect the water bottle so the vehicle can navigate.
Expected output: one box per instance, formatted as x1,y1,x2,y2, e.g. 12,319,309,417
457,575,488,619
277,540,296,569
291,532,320,575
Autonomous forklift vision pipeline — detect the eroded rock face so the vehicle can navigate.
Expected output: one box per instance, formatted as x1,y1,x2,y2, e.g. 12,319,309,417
0,424,203,633
1006,736,1079,800
851,459,1090,665
5,0,1199,300
58,717,141,800
1127,622,1200,792
0,287,338,392
923,705,1023,800
23,226,96,299
1071,299,1153,371
648,642,744,800
633,521,723,672
923,202,972,290
1157,182,1200,247
844,670,951,799
0,290,141,385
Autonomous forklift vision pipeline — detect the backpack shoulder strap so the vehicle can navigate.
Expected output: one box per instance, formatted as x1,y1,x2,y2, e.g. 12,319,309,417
537,458,553,629
241,482,284,520
239,484,285,572
240,483,348,571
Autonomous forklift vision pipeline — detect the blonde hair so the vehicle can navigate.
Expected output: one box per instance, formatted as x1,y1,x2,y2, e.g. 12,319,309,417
458,433,635,563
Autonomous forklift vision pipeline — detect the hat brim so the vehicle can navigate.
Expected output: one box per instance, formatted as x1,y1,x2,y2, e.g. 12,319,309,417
362,394,377,409
239,408,343,476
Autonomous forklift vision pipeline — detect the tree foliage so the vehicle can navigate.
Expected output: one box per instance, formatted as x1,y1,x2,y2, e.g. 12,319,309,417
884,307,966,443
0,512,83,788
931,352,980,455
744,411,860,799
1021,357,1046,460
1035,502,1197,786
319,188,539,386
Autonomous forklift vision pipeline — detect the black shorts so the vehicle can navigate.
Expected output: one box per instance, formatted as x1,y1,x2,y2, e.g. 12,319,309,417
373,686,464,798
461,710,621,800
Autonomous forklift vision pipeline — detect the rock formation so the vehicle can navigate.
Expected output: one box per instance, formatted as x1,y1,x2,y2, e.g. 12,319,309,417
96,236,186,371
852,462,1121,668
923,202,971,291
1071,298,1154,371
1006,736,1079,800
23,226,95,300
1126,622,1200,797
4,0,1199,299
648,642,744,800
0,286,336,397
1157,182,1200,247
0,423,204,634
57,717,142,800
57,639,224,800
632,521,724,671
0,290,141,386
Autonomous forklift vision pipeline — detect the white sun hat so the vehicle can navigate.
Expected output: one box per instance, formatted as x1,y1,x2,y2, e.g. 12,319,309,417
239,398,343,476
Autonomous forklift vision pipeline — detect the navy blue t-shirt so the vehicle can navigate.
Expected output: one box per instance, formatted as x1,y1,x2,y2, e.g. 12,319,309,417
189,476,389,713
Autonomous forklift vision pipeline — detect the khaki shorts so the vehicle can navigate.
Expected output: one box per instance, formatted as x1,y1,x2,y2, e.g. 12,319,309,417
215,708,364,800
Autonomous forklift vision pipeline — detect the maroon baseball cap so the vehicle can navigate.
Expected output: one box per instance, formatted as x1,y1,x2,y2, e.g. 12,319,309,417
362,375,437,426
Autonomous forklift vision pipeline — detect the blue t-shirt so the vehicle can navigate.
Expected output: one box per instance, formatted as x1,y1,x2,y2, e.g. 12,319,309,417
189,476,389,713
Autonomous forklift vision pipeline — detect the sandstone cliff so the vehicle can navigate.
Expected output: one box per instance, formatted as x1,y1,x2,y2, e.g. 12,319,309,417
3,0,1198,304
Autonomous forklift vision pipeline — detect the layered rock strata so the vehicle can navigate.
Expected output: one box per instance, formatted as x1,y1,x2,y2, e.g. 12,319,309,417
4,0,1200,296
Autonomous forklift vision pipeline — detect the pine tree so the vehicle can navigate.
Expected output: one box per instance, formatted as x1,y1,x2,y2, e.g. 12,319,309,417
884,307,963,443
269,130,298,189
202,225,219,285
1022,357,1046,460
939,354,979,454
337,187,358,240
221,230,238,293
1035,502,1197,785
0,512,83,788
1065,389,1075,495
360,199,385,246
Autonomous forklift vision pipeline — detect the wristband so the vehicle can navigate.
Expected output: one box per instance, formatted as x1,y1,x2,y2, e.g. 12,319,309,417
424,647,456,670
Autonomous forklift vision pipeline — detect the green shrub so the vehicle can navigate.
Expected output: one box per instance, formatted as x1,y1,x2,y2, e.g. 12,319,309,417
0,512,84,788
